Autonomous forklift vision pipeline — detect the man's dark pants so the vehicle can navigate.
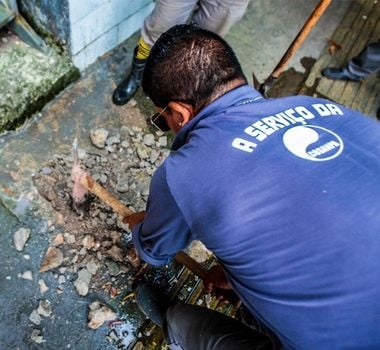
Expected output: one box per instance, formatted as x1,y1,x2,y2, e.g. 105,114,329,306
162,304,274,350
348,40,380,78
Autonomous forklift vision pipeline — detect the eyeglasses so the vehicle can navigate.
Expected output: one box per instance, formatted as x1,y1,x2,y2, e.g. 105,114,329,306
148,106,170,132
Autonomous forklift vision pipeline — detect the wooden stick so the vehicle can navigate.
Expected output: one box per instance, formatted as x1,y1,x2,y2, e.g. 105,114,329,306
78,173,210,280
265,0,332,81
175,251,208,280
79,174,133,218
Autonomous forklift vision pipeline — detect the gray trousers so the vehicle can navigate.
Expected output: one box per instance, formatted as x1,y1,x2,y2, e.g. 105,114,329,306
347,40,380,78
141,0,250,46
163,304,274,350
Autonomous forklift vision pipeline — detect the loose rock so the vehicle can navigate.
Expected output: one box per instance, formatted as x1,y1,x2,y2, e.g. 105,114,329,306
106,134,121,146
37,300,52,317
82,235,95,250
29,310,42,325
19,270,33,280
158,136,168,147
86,261,99,275
90,128,109,149
40,247,64,272
74,268,92,296
13,227,30,251
143,134,155,146
88,301,117,329
38,279,49,294
52,233,64,247
31,329,45,344
105,245,124,262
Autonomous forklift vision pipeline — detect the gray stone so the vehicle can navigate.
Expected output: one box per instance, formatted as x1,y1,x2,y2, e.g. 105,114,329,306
38,279,49,294
105,259,120,276
37,300,52,317
82,235,95,249
13,227,31,251
65,233,76,244
136,145,149,160
158,136,168,147
149,149,160,164
132,126,142,133
99,174,107,184
143,133,155,146
106,134,121,146
58,275,66,284
31,329,45,344
87,301,117,329
86,261,99,275
105,145,115,153
116,181,129,193
29,310,42,325
79,247,87,256
41,167,53,175
89,128,109,149
74,268,92,296
121,141,130,148
19,270,33,280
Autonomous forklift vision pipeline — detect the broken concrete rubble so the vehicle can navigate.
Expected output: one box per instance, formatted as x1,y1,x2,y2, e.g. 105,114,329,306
39,246,64,272
29,309,42,325
31,329,45,344
18,270,33,280
38,278,49,294
88,301,117,329
37,299,52,317
89,128,109,149
13,227,31,251
74,268,92,296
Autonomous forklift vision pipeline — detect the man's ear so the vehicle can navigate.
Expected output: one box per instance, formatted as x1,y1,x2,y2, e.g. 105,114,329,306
168,101,195,126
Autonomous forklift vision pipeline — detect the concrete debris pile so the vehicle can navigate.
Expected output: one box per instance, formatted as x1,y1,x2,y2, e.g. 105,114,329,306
28,125,211,348
25,125,176,347
32,126,171,301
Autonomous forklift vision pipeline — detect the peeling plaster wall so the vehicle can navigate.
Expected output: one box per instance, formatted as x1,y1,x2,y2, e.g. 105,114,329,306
17,0,154,70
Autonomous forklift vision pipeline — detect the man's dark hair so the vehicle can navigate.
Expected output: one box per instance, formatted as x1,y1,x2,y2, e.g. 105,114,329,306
142,24,247,110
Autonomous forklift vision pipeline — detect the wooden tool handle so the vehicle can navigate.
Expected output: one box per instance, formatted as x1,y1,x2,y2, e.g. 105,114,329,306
175,251,208,280
78,173,211,281
80,174,133,218
269,0,332,79
78,172,241,305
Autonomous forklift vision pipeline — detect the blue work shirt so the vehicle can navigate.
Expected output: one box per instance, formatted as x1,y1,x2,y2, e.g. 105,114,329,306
133,85,380,349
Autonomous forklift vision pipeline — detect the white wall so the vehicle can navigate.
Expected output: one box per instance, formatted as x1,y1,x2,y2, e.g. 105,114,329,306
68,0,154,70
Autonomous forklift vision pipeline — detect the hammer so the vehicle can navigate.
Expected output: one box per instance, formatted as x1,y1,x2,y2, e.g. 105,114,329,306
70,139,215,281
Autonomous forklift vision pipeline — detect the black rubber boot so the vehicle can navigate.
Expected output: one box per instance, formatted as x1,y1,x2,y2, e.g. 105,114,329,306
112,48,147,105
134,281,172,327
321,67,362,81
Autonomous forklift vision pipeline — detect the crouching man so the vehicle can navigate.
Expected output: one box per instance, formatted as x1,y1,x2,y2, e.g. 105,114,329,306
129,24,380,349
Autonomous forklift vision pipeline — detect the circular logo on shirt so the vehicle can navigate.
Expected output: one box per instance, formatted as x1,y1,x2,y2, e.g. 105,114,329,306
282,125,344,161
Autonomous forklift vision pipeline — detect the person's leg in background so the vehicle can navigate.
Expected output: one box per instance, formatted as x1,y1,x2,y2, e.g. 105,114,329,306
192,0,250,36
163,303,273,350
112,0,197,105
347,40,380,78
322,40,380,118
322,40,380,81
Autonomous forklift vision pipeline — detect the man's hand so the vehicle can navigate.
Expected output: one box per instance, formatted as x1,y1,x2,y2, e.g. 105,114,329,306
203,265,240,304
203,264,232,292
123,211,145,230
